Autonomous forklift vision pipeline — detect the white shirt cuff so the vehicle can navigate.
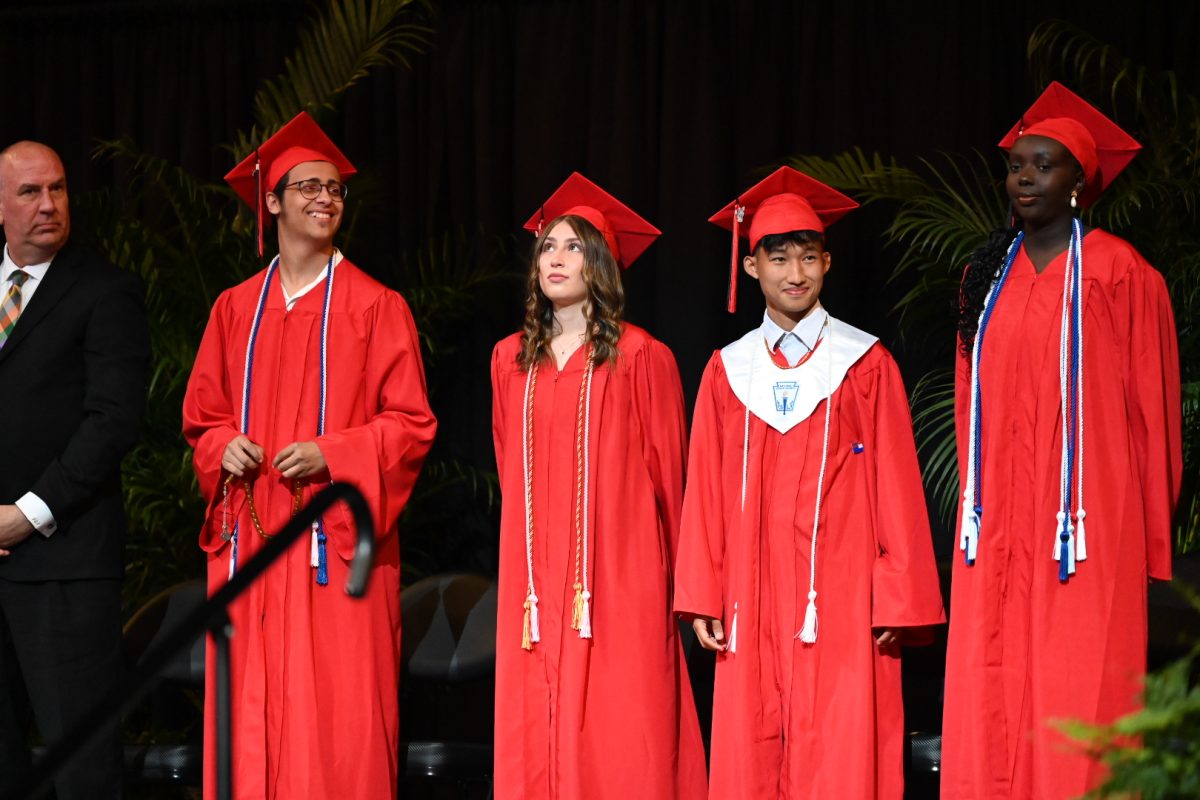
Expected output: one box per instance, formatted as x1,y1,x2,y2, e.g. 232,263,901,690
15,492,57,537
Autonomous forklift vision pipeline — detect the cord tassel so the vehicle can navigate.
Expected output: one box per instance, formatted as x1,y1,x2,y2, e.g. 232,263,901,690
315,521,329,586
579,590,592,639
797,590,818,644
228,528,238,580
1075,509,1087,561
1054,511,1076,581
960,490,980,565
571,582,584,630
521,593,540,651
310,521,320,567
727,205,744,313
522,601,532,651
729,602,738,654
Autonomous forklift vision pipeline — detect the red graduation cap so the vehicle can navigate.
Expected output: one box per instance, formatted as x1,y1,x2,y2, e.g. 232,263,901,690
522,172,660,269
225,112,358,256
997,81,1141,208
709,166,859,313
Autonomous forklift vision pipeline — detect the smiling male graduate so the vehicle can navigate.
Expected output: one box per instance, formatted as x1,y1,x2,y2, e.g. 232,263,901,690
183,112,436,799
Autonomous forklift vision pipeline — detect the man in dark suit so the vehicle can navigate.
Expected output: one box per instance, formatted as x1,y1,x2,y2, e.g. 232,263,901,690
0,141,148,798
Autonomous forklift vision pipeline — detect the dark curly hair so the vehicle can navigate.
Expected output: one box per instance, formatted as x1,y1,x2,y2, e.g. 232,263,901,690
958,222,1023,358
517,214,624,371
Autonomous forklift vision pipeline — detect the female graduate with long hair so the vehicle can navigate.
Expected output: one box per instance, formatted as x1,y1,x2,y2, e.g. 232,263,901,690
941,82,1182,799
490,173,707,800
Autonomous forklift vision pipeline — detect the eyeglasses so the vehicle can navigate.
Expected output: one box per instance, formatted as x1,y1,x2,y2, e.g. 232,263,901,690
283,179,349,201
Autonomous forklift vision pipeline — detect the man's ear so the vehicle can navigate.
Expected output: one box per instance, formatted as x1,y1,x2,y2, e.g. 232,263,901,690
743,254,759,280
265,192,282,216
822,251,832,275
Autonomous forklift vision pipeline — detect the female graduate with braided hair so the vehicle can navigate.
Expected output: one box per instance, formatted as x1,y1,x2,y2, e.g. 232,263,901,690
941,82,1183,799
490,173,707,800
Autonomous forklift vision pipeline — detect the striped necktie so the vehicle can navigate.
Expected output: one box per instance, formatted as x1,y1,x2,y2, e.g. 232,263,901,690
0,270,30,349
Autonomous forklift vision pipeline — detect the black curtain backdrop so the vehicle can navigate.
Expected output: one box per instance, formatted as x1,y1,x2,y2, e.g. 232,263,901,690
1,0,1196,561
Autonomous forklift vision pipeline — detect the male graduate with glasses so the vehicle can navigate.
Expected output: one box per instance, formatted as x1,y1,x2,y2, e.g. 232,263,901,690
183,112,436,799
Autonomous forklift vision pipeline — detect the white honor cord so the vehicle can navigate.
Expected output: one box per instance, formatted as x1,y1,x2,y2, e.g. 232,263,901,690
732,353,756,655
1074,222,1087,560
1053,219,1087,576
961,234,1023,564
1055,230,1074,572
797,316,832,644
229,256,281,578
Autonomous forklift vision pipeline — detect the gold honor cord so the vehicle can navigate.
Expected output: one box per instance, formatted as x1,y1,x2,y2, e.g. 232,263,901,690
521,348,596,651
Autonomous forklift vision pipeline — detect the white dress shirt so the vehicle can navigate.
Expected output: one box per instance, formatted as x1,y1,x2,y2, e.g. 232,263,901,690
280,250,343,310
760,303,827,367
2,246,58,537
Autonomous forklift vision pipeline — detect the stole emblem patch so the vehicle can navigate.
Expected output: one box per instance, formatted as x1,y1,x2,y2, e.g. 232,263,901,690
772,381,799,414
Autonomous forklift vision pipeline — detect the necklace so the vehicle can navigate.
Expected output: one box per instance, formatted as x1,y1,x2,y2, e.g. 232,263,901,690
520,346,597,650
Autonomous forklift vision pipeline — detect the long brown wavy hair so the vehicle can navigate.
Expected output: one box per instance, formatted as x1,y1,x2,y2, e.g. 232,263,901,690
517,214,625,370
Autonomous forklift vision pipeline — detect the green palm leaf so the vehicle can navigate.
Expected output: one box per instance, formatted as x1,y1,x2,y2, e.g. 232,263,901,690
233,0,432,155
909,368,960,529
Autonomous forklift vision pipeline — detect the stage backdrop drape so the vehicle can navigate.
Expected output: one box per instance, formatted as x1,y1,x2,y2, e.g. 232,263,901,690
0,0,1194,554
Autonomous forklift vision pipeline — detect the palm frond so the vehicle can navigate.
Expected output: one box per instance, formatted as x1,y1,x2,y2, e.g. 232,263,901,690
909,368,960,528
382,227,522,360
1028,20,1184,117
786,148,932,205
233,0,433,155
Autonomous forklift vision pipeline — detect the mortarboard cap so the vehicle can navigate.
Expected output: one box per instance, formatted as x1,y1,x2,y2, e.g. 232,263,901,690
522,172,660,269
997,81,1140,207
225,112,358,256
709,166,859,313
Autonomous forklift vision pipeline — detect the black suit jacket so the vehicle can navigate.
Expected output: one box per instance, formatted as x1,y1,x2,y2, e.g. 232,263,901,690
0,243,149,581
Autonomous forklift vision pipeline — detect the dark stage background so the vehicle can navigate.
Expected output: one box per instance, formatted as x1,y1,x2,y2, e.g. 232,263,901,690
1,0,1196,794
2,0,1195,499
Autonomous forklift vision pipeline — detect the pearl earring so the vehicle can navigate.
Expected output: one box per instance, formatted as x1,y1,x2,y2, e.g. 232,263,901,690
1070,190,1078,209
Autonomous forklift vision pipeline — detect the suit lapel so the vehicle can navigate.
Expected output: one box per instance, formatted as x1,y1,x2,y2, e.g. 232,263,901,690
0,245,83,365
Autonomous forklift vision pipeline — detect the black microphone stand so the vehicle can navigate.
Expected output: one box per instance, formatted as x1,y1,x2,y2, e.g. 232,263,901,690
8,482,375,800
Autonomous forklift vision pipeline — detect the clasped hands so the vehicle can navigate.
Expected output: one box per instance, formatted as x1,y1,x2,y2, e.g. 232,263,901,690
222,435,327,480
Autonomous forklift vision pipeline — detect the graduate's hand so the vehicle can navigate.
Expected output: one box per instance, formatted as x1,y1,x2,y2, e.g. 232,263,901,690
222,435,264,477
874,627,899,649
273,441,327,479
692,617,727,651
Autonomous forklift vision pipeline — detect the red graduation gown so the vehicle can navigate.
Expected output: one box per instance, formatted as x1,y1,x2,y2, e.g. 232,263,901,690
941,230,1182,799
674,338,945,800
490,324,707,800
183,258,436,800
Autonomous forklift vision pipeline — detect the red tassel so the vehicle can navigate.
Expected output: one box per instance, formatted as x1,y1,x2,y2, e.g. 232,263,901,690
727,203,743,313
253,151,264,258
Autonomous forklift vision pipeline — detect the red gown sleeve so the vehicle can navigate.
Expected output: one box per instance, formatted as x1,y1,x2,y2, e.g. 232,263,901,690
629,339,689,566
1120,260,1182,581
869,351,947,630
490,342,511,478
316,291,437,557
673,354,727,622
182,292,245,552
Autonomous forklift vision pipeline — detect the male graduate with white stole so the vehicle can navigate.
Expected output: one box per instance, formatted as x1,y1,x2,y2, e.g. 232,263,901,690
673,166,945,799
